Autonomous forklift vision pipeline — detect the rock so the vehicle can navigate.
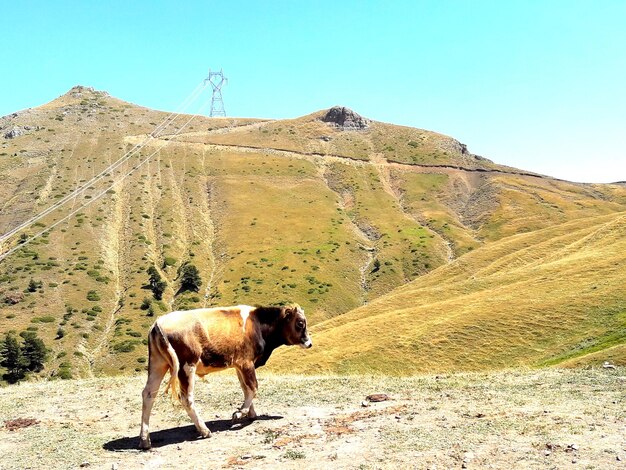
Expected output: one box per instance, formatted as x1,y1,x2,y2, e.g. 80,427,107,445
79,463,90,468
4,126,25,139
321,106,370,130
463,451,475,462
361,400,370,407
366,393,390,402
603,361,616,369
3,291,25,304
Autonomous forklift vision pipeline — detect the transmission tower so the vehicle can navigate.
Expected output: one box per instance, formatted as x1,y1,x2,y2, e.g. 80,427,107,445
205,69,227,117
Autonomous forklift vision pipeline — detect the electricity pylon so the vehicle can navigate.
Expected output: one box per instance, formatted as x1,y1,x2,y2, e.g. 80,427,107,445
205,69,227,117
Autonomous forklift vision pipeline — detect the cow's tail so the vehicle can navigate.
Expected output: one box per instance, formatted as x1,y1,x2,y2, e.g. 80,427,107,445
150,321,181,402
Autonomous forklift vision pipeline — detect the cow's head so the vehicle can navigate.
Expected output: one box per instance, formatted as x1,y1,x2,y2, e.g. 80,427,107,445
282,304,312,349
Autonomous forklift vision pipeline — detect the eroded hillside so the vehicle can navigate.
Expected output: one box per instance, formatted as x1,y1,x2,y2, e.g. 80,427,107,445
1,87,625,377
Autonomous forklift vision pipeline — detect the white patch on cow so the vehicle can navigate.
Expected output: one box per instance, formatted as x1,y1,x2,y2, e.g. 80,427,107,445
159,310,187,324
238,305,252,333
301,338,312,349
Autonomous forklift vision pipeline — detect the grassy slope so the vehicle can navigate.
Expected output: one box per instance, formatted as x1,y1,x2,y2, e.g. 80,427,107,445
271,211,626,374
1,87,625,378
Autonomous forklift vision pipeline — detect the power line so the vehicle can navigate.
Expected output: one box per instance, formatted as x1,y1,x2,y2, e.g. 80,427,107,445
0,80,207,243
0,94,213,263
0,83,205,240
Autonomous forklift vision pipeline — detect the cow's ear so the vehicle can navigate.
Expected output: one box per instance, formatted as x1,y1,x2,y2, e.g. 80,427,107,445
284,306,296,318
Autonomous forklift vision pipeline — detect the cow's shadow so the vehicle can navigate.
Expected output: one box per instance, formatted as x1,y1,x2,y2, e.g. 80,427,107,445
103,415,283,452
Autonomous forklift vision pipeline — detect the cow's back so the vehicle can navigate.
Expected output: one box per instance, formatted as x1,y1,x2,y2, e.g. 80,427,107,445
156,306,257,370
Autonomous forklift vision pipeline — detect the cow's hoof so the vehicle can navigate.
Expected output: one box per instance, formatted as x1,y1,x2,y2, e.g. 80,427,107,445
232,411,244,422
248,409,257,419
138,438,151,451
199,428,212,439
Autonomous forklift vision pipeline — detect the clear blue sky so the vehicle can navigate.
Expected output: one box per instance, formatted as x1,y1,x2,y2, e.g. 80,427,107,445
2,0,625,183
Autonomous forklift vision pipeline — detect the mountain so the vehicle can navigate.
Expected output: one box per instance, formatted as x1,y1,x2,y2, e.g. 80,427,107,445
0,86,624,378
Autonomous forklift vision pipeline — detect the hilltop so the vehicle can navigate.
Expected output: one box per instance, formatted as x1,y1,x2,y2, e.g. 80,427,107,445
0,86,625,378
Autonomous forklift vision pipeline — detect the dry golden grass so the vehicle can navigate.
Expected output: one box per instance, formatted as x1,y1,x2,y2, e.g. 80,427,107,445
271,211,626,374
0,368,624,469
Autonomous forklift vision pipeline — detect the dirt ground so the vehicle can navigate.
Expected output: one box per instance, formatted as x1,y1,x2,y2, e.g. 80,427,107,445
0,368,624,469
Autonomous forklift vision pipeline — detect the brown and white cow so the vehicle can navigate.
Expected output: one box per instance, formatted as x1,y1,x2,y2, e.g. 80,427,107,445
138,304,311,450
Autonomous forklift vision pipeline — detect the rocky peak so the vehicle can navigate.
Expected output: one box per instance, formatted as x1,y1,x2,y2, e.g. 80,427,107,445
321,106,370,130
66,85,109,99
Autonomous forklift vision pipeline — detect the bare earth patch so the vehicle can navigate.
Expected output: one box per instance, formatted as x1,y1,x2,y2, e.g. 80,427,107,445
4,418,39,431
0,368,624,469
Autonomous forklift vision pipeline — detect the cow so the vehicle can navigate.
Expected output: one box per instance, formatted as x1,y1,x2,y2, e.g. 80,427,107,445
138,304,312,450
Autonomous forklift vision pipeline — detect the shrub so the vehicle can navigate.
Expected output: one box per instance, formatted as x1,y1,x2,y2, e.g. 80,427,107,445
371,259,381,273
86,290,100,301
27,279,43,292
32,315,55,323
113,340,140,353
283,449,306,460
57,363,72,380
163,257,177,268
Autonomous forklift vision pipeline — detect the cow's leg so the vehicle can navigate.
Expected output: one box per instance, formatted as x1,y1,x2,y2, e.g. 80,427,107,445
179,363,211,438
139,354,168,450
233,363,258,421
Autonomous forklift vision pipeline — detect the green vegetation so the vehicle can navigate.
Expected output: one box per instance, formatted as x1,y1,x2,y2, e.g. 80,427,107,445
86,290,100,301
0,331,48,383
179,263,202,293
147,266,167,300
27,279,43,292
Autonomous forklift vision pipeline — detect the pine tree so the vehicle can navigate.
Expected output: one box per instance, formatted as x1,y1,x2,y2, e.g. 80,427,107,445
180,264,202,293
22,333,48,372
0,333,28,384
147,266,167,300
